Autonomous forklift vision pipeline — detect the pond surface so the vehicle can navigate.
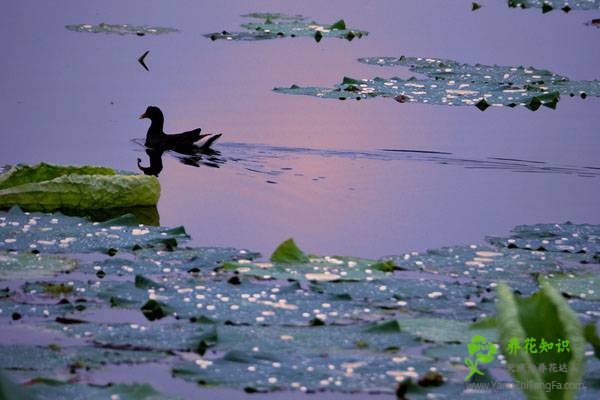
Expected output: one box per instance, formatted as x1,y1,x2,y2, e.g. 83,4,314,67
1,2,599,258
1,1,600,399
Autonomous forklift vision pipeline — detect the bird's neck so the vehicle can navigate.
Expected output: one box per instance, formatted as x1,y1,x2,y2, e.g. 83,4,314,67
147,118,165,138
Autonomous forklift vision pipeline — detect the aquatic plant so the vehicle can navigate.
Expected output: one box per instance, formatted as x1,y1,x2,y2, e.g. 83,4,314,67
205,13,367,42
1,208,599,398
65,23,178,36
274,56,600,111
508,0,600,13
0,163,160,211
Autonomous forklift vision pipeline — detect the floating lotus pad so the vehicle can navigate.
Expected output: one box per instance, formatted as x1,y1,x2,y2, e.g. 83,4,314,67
171,323,442,393
486,221,600,254
542,274,600,301
0,163,160,212
221,255,392,282
0,252,76,280
274,56,600,111
0,345,164,375
65,23,178,36
0,207,187,254
508,0,600,13
389,245,586,297
1,213,599,397
205,13,367,42
25,382,173,400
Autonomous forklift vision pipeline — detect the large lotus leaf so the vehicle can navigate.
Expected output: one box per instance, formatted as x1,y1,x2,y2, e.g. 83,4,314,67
0,164,116,190
54,320,204,351
496,282,585,400
172,323,436,393
0,292,89,319
25,382,174,400
134,247,257,272
274,56,600,111
389,245,571,296
241,13,305,20
72,246,252,279
357,56,572,86
172,352,435,393
542,274,600,301
0,208,188,253
20,267,354,328
170,321,511,396
66,23,178,36
508,0,600,12
2,218,600,398
0,345,164,375
557,298,600,323
205,13,367,42
91,276,379,326
0,163,160,211
368,317,497,344
0,252,75,279
209,323,420,355
221,255,390,282
30,264,481,328
424,343,467,364
58,206,160,227
486,222,600,254
312,276,496,321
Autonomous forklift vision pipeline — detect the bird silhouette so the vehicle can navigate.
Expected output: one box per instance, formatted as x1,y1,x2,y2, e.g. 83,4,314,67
136,145,226,177
139,106,222,149
137,148,164,177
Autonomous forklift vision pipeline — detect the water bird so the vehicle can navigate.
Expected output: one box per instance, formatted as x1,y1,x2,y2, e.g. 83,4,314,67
139,106,222,149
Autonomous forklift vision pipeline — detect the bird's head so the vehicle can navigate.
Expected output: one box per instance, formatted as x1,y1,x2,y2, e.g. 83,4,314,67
139,106,163,122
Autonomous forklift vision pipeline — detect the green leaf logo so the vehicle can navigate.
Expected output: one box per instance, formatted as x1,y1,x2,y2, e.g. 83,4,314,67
464,335,496,381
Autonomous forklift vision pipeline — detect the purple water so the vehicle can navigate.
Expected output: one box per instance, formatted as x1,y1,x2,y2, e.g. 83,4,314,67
1,0,599,260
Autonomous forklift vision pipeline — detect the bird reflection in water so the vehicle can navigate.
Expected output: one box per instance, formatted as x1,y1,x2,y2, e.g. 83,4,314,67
136,106,226,177
137,145,226,177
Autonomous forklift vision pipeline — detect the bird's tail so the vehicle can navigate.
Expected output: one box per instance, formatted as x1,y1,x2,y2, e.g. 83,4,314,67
201,133,222,149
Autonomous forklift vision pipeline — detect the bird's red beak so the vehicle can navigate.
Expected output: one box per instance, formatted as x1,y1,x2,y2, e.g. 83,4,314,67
139,112,147,119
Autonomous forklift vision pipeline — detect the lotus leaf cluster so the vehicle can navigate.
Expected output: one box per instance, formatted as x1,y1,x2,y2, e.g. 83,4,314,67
274,56,600,111
1,208,599,398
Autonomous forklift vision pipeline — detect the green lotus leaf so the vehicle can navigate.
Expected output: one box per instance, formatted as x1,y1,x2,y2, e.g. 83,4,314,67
205,13,367,42
0,163,160,211
508,0,600,13
496,282,585,400
274,55,600,111
1,213,598,397
270,238,309,264
66,23,178,36
0,252,76,279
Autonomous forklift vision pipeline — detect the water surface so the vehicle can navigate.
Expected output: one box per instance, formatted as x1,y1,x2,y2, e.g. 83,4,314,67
1,0,599,258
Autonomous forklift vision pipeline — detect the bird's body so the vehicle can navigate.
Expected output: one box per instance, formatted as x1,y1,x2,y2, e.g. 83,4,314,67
140,106,222,150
